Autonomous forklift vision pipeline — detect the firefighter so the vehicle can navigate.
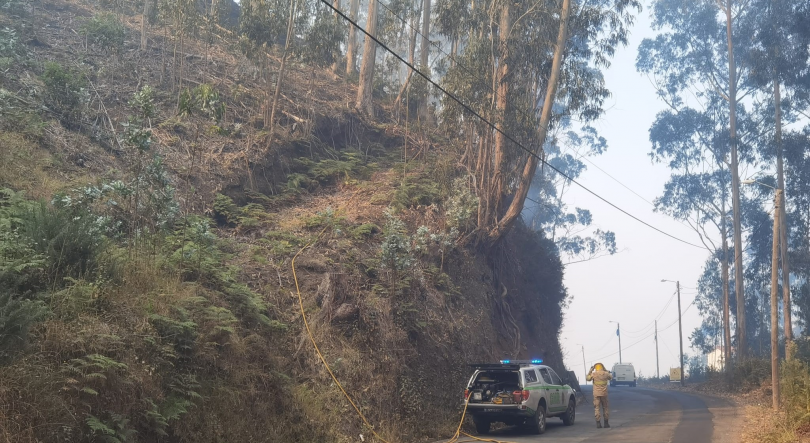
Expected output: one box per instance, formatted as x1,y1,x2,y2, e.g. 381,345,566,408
586,362,613,428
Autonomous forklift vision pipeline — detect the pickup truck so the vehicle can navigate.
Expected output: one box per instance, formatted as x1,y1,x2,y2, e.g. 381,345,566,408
464,360,577,435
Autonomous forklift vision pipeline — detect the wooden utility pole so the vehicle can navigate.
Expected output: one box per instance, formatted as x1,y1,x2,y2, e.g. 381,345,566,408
775,80,792,358
677,281,684,386
655,320,661,378
770,189,782,410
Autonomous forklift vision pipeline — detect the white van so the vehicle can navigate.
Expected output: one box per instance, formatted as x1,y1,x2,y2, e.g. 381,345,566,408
610,363,636,387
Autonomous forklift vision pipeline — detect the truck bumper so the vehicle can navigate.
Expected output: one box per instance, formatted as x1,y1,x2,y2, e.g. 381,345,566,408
467,404,533,421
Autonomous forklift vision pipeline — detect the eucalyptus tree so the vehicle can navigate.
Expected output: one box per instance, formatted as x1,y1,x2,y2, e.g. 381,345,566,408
784,131,810,330
418,0,431,120
524,127,618,264
747,0,810,352
439,0,640,246
637,0,760,357
356,0,379,115
345,0,361,75
159,0,202,93
646,96,738,364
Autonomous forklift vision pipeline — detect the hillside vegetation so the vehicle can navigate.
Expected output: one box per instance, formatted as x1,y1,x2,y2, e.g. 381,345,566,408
0,0,571,441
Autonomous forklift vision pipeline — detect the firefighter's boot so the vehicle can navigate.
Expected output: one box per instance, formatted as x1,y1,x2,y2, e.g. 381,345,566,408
596,420,602,429
604,420,610,428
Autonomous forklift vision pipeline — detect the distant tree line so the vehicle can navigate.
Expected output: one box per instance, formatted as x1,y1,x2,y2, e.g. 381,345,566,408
638,0,810,362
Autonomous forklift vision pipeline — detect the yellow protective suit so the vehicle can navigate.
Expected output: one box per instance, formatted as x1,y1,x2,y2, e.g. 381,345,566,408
586,366,613,421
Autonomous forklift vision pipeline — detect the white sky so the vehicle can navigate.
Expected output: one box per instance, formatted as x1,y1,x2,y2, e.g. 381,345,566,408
559,3,711,383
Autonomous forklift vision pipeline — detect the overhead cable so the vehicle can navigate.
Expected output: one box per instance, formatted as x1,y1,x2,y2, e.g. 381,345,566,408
321,0,707,250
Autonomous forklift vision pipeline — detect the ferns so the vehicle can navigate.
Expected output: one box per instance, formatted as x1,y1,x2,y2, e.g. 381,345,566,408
85,413,136,443
21,201,104,283
0,290,47,362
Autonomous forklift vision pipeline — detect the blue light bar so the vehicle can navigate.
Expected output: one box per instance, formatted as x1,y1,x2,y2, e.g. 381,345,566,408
500,360,511,364
531,359,543,364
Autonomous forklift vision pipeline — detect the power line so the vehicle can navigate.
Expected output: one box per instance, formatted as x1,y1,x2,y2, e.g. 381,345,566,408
374,0,691,234
322,0,708,250
587,297,696,365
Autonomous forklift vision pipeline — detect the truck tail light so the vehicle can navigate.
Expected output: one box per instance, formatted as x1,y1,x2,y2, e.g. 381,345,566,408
522,390,530,401
464,389,470,399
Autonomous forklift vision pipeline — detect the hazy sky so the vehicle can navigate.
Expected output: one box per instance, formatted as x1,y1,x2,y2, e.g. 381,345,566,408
559,2,712,383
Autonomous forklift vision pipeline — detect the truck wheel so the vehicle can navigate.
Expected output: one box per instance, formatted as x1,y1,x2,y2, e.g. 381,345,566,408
473,417,490,435
529,403,547,434
562,398,576,426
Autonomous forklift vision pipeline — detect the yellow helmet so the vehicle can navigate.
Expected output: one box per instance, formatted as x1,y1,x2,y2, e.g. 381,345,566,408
594,363,605,371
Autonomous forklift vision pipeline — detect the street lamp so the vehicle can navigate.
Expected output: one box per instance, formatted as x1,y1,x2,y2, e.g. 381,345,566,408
743,179,783,410
575,343,587,385
608,321,621,364
661,279,685,386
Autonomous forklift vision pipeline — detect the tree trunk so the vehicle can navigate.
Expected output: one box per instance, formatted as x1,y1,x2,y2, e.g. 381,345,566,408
486,0,512,232
722,199,732,368
487,0,571,242
394,9,421,112
268,0,297,151
345,0,360,76
330,0,341,76
140,0,149,52
725,0,747,358
356,0,378,116
775,79,792,357
418,0,431,121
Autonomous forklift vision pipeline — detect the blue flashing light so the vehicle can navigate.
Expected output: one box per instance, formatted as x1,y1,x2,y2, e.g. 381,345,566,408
531,359,543,364
500,360,511,364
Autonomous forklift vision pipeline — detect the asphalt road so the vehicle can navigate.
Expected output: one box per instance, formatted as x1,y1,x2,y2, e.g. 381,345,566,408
461,386,742,443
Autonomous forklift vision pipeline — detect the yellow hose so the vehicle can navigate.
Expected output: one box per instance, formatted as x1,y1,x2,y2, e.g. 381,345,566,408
290,210,519,443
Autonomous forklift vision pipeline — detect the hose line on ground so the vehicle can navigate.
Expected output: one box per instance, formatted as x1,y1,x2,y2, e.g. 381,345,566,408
291,212,519,443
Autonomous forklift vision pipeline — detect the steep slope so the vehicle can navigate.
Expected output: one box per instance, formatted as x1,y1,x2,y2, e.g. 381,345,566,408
0,0,569,441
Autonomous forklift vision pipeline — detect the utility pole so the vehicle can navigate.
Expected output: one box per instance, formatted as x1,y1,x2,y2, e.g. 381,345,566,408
770,189,782,410
576,344,587,385
677,281,685,387
655,320,660,379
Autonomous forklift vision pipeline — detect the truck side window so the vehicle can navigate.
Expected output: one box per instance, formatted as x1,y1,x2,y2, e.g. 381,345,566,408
548,369,563,386
538,368,553,385
524,369,538,384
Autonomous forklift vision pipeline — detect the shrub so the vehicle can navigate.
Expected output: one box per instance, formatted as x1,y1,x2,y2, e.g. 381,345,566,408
0,189,46,294
0,90,45,136
0,290,47,363
391,178,441,210
41,62,88,127
213,194,239,226
149,313,198,358
380,211,412,272
178,84,225,122
445,177,478,231
80,13,125,54
0,27,22,59
20,201,104,284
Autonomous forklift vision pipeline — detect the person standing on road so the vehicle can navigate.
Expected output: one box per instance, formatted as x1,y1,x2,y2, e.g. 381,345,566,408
586,362,612,428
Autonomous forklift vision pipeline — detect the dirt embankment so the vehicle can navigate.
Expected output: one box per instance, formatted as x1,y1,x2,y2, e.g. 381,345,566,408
0,0,570,441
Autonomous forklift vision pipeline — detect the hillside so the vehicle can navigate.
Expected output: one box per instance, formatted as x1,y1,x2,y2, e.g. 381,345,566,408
0,0,569,441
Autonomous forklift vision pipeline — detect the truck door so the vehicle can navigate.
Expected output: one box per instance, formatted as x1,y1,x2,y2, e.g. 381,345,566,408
547,368,566,412
538,368,560,411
